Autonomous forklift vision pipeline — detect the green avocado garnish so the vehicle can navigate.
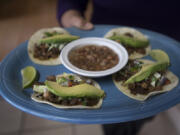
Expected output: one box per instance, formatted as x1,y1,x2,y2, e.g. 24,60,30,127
150,49,170,64
44,32,62,37
109,35,149,48
125,62,169,84
40,34,80,44
45,80,105,98
125,49,170,84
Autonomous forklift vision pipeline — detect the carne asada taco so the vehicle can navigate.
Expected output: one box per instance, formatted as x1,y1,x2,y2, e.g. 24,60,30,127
113,50,179,101
31,73,105,109
28,27,79,65
104,27,151,59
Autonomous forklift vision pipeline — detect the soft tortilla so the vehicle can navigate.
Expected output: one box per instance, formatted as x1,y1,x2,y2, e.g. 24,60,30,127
104,27,151,59
113,59,179,101
28,27,69,65
31,74,103,109
31,94,103,109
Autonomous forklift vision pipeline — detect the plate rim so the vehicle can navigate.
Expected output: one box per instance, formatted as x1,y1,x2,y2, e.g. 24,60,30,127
1,25,180,124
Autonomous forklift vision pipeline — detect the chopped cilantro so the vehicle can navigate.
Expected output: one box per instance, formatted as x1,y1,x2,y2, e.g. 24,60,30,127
57,77,67,84
68,75,74,80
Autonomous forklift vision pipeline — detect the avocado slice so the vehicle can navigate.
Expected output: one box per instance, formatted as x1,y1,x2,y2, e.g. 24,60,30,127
44,31,63,37
40,34,80,44
109,35,149,48
45,80,105,98
125,62,169,84
150,49,170,64
124,49,170,84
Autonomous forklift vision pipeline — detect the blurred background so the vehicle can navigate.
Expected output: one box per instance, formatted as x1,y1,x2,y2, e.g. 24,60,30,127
0,0,180,135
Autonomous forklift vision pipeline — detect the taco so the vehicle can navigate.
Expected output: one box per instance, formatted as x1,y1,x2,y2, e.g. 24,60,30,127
104,27,151,59
31,73,105,109
28,27,79,65
113,50,179,101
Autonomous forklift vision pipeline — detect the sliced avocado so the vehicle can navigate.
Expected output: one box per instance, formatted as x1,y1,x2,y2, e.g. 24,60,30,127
125,62,169,84
124,49,170,84
150,49,170,64
33,85,47,93
40,34,80,44
109,35,149,48
45,80,105,98
44,31,62,37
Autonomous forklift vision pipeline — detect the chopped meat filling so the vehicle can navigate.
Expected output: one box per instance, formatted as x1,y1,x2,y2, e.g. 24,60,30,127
114,60,143,82
36,91,99,106
35,75,100,106
34,82,45,85
124,33,134,38
125,46,146,55
128,72,171,95
114,62,171,95
46,75,56,82
33,44,60,60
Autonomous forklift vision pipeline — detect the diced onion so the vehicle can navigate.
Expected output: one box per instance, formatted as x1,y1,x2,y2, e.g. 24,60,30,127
151,81,156,87
154,72,161,79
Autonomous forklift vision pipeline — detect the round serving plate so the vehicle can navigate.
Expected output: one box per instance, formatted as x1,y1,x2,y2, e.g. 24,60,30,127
0,25,180,124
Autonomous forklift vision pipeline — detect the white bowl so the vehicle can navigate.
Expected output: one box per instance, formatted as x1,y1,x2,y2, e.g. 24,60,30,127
60,37,128,77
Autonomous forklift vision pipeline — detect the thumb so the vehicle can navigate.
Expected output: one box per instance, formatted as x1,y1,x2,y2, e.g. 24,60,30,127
72,16,93,30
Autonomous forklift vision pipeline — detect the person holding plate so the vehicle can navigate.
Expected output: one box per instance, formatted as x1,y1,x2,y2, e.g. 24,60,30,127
57,0,180,41
57,0,180,135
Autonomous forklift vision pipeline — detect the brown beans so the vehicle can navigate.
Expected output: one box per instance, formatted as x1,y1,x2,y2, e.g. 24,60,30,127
68,45,119,71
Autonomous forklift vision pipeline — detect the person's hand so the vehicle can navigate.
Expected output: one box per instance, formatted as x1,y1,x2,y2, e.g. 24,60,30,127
61,10,93,30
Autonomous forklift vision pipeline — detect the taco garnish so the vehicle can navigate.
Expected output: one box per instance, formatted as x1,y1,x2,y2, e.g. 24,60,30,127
124,49,170,84
114,59,144,82
28,27,79,65
104,27,151,59
113,50,179,101
32,73,105,109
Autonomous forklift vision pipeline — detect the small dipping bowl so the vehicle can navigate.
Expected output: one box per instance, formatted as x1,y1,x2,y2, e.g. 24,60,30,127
60,37,128,77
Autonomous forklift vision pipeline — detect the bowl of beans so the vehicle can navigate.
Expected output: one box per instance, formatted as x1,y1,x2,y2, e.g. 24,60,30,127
60,37,128,77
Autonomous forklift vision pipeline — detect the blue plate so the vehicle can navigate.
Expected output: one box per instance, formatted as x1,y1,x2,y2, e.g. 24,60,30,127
0,25,180,124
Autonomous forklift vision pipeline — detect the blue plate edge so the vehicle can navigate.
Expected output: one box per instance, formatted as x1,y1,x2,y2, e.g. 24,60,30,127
0,25,180,124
